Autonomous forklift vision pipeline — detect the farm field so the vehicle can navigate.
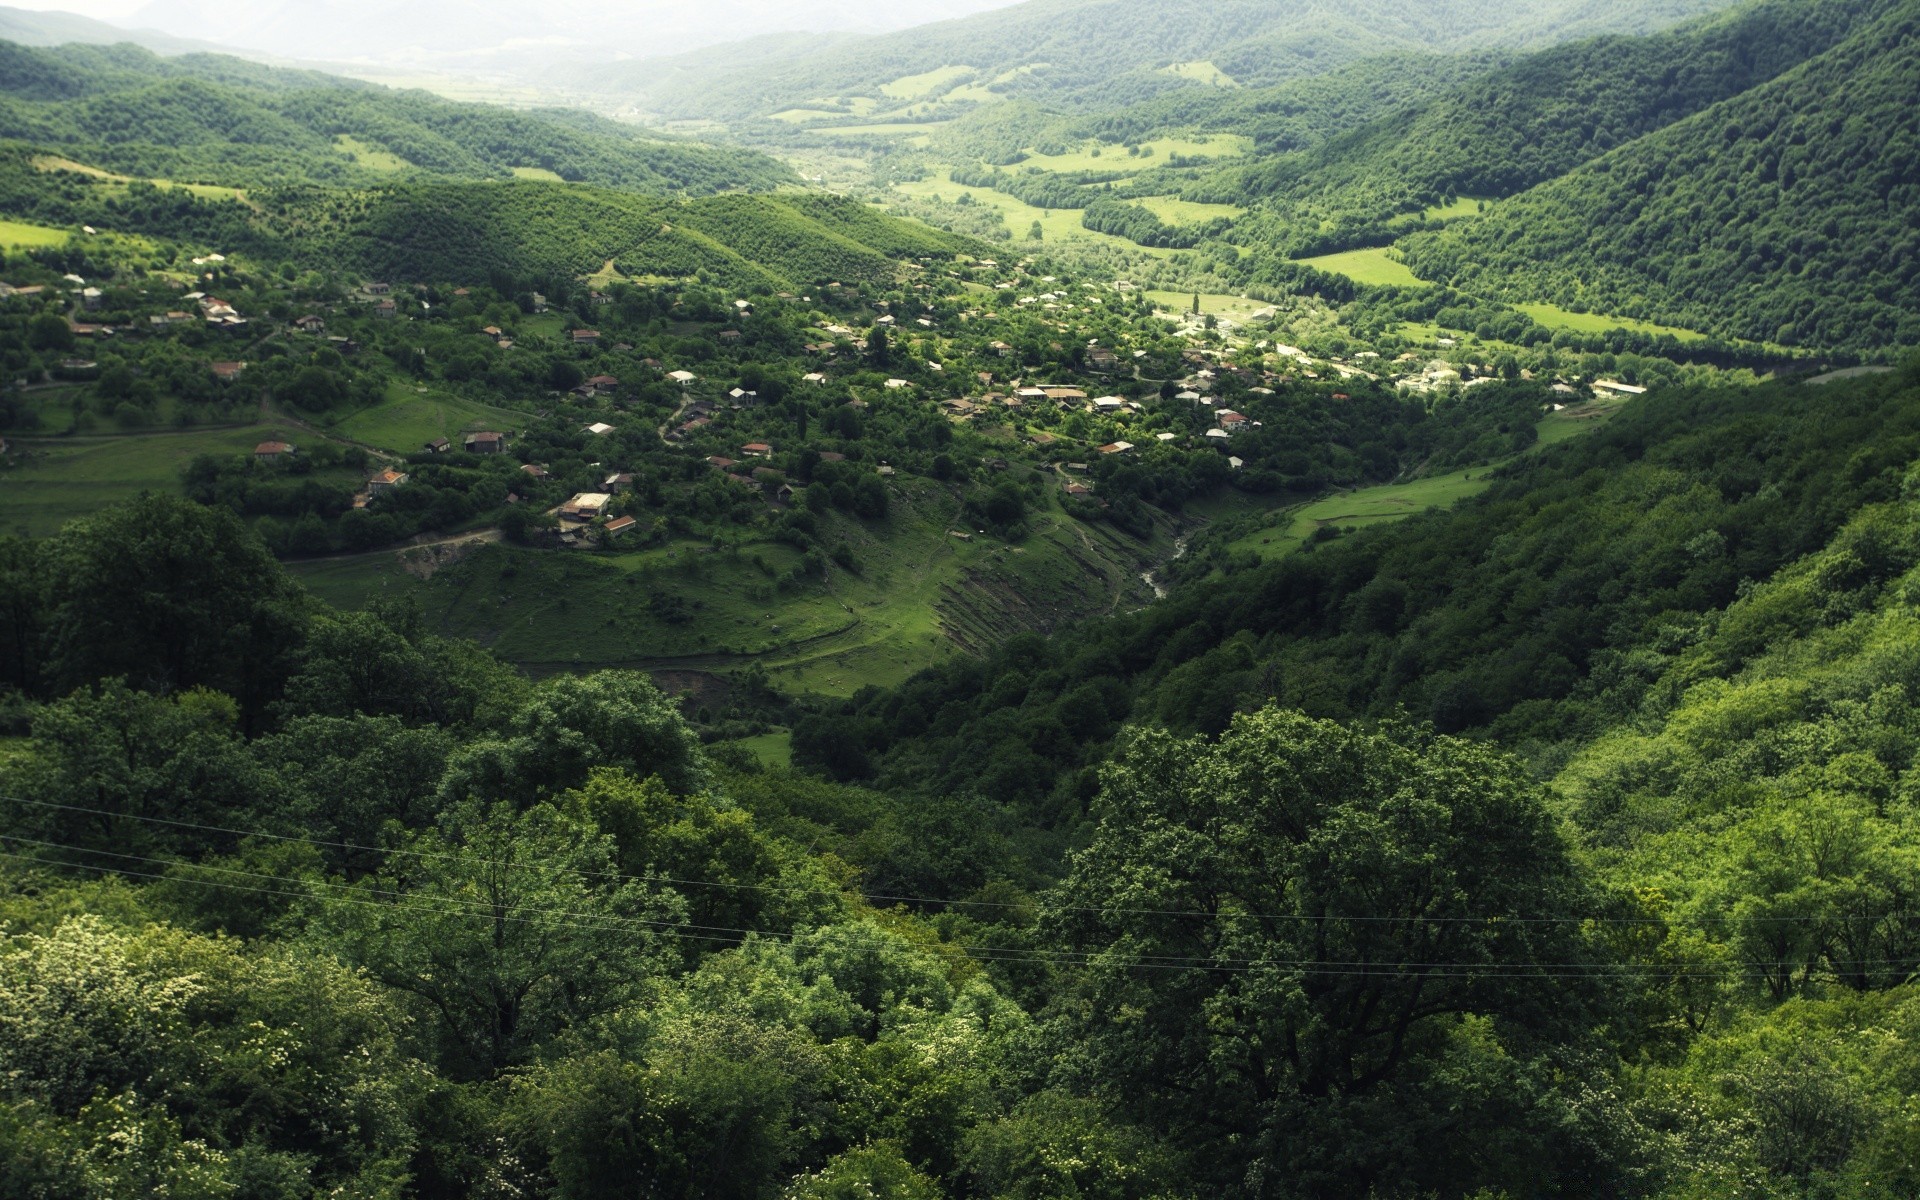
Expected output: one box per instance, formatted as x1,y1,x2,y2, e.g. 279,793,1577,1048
1295,247,1430,287
330,384,531,455
509,166,566,182
1516,302,1707,343
0,219,70,248
0,422,302,536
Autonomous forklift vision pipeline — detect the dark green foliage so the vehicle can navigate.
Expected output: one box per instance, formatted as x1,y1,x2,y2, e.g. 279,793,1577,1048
850,369,1920,810
1048,711,1595,1195
1398,0,1920,352
38,493,306,720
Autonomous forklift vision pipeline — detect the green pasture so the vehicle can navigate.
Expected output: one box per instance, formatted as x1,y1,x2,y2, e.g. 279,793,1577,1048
333,136,411,171
0,219,70,248
1294,247,1430,287
0,423,299,536
1217,398,1633,561
509,166,566,182
1159,61,1237,86
331,384,530,454
725,730,794,769
1220,467,1493,560
881,66,976,99
812,123,944,139
1515,302,1707,343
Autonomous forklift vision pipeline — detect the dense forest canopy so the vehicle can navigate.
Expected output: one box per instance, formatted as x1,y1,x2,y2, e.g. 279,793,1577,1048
4,0,1920,1194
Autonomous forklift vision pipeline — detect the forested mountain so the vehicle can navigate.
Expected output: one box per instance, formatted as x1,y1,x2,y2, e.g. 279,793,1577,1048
1397,0,1920,351
1208,0,1899,232
0,40,792,193
618,0,1737,121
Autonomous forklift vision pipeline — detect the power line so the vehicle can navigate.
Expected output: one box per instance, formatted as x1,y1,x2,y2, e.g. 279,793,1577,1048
3,839,1911,983
0,795,1861,928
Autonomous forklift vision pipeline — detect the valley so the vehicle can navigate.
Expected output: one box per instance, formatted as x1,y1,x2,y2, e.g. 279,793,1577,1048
2,1,1920,1195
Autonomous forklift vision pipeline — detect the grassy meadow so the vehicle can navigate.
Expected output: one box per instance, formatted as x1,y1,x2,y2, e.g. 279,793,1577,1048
1294,247,1430,287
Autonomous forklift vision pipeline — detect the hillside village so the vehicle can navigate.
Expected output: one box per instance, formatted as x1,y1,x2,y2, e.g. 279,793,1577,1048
2,224,1689,568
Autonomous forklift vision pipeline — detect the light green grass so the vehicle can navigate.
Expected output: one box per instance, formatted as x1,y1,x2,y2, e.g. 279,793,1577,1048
1018,134,1251,175
332,384,530,455
1295,247,1429,287
890,169,1172,254
30,155,249,203
1515,302,1707,343
333,135,411,171
1421,197,1489,221
0,424,299,536
880,65,976,99
727,730,793,769
509,166,566,182
0,219,70,248
813,123,946,138
1536,395,1630,446
1160,61,1237,86
770,108,849,124
1144,290,1271,319
1135,196,1243,225
1219,400,1632,561
1223,467,1493,560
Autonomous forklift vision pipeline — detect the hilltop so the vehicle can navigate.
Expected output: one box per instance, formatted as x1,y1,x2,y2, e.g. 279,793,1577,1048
607,0,1736,124
0,39,791,193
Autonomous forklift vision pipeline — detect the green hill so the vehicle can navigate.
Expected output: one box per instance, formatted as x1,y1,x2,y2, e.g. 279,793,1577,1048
1210,0,1898,243
1398,0,1920,352
263,184,977,288
0,39,791,194
618,0,1736,123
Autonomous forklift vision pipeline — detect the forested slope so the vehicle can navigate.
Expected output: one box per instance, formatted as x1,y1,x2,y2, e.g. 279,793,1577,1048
814,363,1920,814
0,39,791,193
267,184,978,288
1397,0,1920,352
1212,0,1898,246
625,0,1734,121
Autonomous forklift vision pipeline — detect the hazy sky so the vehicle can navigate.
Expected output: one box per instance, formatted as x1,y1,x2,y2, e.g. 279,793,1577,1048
6,0,1030,63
